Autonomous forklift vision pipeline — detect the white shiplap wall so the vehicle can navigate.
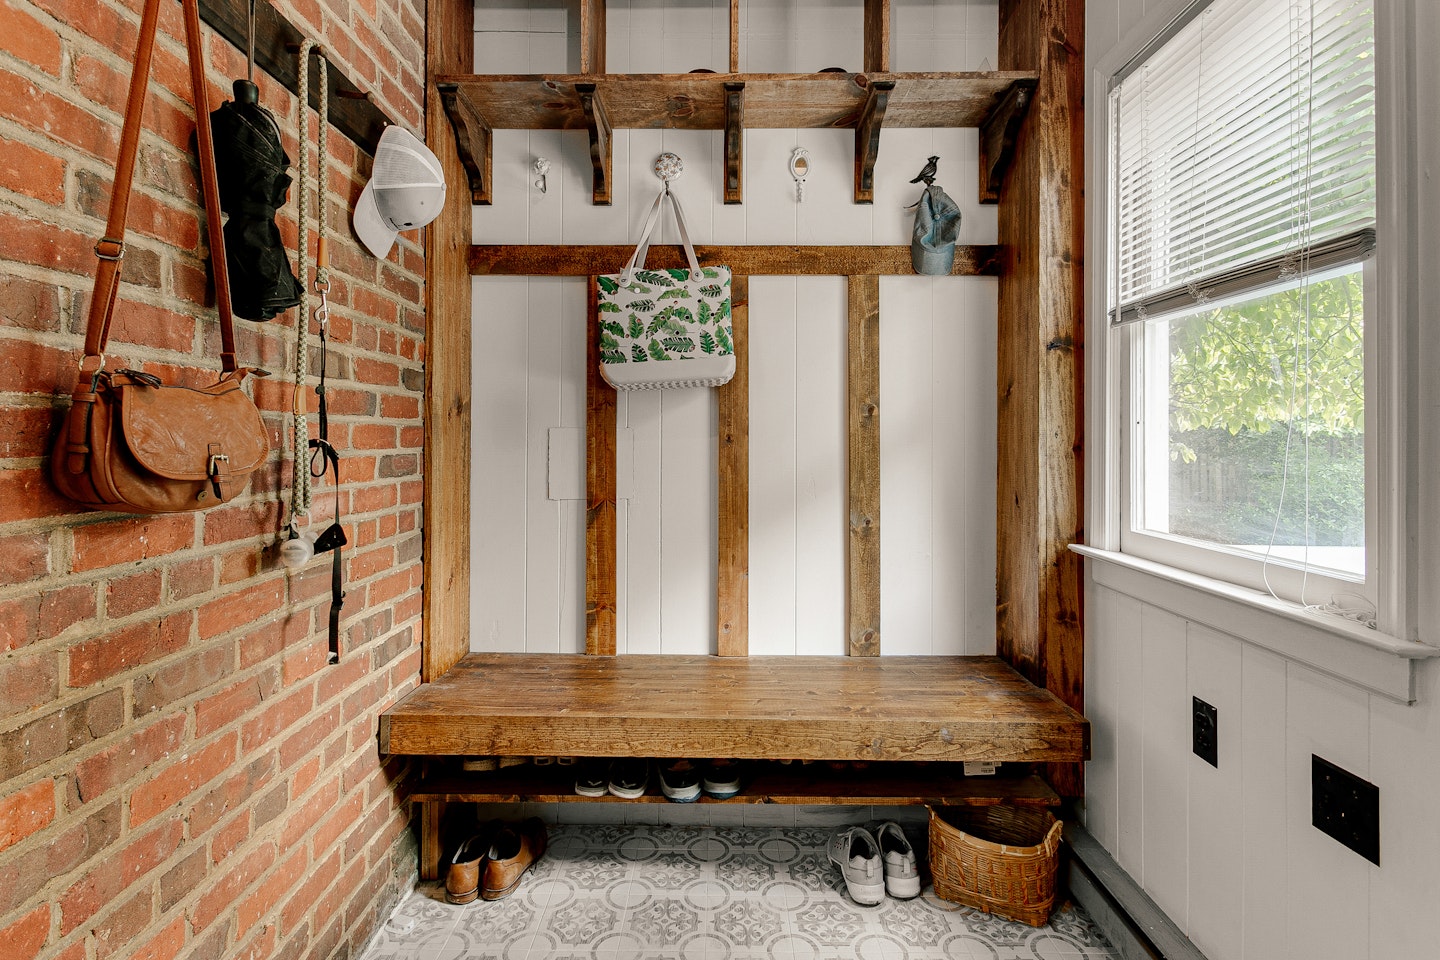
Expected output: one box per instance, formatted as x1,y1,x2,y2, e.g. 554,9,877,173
469,0,1001,656
1083,2,1440,959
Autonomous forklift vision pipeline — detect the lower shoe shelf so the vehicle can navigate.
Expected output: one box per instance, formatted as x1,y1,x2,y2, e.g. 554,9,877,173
409,763,1060,807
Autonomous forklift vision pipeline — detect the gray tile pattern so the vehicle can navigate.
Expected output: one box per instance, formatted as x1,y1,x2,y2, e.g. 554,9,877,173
363,824,1119,960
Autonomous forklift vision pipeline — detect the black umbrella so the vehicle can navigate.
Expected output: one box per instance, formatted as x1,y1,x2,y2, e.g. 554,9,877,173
209,78,302,321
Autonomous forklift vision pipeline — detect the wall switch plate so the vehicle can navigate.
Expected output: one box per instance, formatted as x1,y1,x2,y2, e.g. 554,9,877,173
1192,696,1218,767
1312,755,1380,865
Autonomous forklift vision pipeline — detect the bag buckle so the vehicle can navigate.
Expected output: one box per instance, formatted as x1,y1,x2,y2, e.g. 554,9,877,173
208,451,231,499
94,237,125,261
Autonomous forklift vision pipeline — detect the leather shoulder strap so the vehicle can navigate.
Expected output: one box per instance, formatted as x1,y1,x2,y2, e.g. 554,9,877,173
83,0,239,373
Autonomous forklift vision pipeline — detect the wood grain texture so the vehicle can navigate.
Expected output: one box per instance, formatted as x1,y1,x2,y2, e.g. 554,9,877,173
978,78,1036,205
864,0,891,73
717,275,749,656
847,276,881,657
421,0,474,683
724,82,745,204
472,245,1002,277
437,83,492,205
577,83,612,205
411,768,1061,806
437,73,1037,130
380,653,1091,762
585,278,618,656
728,0,739,73
579,0,606,74
419,799,446,881
853,81,893,204
997,0,1086,797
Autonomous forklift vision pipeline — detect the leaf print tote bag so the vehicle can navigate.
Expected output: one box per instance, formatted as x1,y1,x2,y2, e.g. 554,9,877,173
596,182,734,390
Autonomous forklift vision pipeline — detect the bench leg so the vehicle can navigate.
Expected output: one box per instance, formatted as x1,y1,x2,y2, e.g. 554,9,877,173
420,799,448,881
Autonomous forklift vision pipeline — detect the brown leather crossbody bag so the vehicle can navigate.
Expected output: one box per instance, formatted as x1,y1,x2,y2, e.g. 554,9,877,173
51,0,268,514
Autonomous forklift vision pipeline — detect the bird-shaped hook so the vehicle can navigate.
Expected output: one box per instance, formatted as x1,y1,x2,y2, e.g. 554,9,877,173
909,155,940,186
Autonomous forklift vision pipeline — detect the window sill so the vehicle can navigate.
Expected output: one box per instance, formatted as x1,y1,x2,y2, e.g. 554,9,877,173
1071,545,1439,703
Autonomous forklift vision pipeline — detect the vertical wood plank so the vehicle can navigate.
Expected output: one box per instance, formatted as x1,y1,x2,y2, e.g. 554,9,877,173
585,277,618,656
579,0,606,74
422,0,475,681
1239,644,1288,960
847,274,881,657
717,275,750,656
997,0,1086,796
1139,605,1189,926
864,0,890,72
729,0,740,73
419,799,447,881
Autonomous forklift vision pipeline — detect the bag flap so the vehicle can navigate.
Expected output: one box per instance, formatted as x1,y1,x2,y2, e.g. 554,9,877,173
117,376,268,480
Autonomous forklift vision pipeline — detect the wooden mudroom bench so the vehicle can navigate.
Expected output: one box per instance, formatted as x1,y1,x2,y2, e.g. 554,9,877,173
379,653,1088,878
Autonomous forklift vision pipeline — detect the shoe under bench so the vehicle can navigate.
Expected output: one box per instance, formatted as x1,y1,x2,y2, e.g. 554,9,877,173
378,652,1090,880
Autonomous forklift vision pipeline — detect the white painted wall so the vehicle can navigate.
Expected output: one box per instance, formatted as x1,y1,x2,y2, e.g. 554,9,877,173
468,0,1001,656
1082,1,1440,958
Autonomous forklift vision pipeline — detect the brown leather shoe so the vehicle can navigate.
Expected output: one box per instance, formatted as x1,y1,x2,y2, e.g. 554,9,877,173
445,820,502,904
480,817,547,901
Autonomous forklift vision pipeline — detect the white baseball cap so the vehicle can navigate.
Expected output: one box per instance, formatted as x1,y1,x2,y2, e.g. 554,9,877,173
352,125,447,258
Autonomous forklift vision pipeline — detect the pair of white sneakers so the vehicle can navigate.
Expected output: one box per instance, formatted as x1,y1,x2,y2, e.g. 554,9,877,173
827,822,921,906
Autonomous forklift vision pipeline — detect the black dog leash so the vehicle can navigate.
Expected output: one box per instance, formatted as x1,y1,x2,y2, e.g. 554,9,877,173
309,316,346,663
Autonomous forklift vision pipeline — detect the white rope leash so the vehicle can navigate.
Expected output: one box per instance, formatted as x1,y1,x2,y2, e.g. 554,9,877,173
291,41,329,526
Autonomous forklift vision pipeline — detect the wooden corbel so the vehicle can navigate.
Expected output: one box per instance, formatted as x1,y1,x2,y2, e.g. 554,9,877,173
853,79,894,204
978,78,1037,204
724,82,745,204
577,82,613,205
437,83,492,205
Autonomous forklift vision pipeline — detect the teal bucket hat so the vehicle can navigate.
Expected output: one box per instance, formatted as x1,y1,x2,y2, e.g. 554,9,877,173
911,184,962,276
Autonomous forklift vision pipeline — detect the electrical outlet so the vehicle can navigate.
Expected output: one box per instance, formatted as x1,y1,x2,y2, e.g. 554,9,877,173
1192,696,1218,767
1312,755,1380,865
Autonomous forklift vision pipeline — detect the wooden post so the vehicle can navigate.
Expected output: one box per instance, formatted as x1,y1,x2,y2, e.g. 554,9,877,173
585,278,619,655
717,275,750,656
579,0,606,74
847,275,881,657
996,0,1085,795
422,0,474,682
864,0,891,73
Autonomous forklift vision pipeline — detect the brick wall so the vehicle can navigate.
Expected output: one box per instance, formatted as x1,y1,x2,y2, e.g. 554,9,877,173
0,1,428,958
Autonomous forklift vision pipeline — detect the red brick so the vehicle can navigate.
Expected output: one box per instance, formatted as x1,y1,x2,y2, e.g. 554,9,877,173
210,809,250,865
187,752,275,838
0,778,55,853
39,584,98,640
167,555,215,602
0,207,100,279
380,393,420,420
0,596,41,653
197,579,286,640
0,464,74,523
0,136,65,204
352,483,398,514
73,713,185,804
238,613,309,670
107,302,198,355
194,669,277,737
311,790,363,858
42,800,122,890
290,757,320,799
239,682,314,753
93,887,154,959
129,734,237,826
198,502,283,550
133,644,232,717
159,847,208,911
0,649,57,719
128,915,186,960
0,276,64,336
350,423,397,450
279,847,339,934
0,532,48,586
68,612,191,686
60,852,123,935
278,777,336,851
190,842,275,933
0,404,59,463
0,903,49,960
281,637,331,687
352,355,400,386
237,845,306,935
219,547,261,586
365,569,413,608
71,515,196,572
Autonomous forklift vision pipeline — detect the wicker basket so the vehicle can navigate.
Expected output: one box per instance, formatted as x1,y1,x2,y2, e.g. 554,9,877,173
927,804,1062,926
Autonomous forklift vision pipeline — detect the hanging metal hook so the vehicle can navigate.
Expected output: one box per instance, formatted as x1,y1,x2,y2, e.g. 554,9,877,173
533,157,550,193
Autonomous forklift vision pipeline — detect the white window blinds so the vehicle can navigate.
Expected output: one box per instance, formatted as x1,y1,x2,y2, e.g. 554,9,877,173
1110,0,1376,324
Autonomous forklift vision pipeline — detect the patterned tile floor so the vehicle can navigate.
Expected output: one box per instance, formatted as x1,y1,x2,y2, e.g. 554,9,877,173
362,822,1118,960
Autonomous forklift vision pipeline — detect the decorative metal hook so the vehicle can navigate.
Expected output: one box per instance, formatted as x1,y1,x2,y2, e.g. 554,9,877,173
533,157,550,193
653,152,684,183
789,147,811,203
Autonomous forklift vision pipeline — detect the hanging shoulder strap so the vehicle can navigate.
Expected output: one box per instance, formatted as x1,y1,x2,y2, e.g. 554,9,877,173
83,0,238,374
620,184,702,284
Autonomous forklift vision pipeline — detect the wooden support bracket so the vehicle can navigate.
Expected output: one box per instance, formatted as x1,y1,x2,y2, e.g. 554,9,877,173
577,83,613,206
978,78,1037,204
853,80,894,204
437,83,493,205
724,82,745,205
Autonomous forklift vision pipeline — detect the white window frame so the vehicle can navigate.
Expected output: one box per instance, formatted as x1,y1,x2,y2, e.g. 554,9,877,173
1080,0,1437,699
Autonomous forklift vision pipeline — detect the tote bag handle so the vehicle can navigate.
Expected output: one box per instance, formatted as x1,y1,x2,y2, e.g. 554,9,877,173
620,184,702,284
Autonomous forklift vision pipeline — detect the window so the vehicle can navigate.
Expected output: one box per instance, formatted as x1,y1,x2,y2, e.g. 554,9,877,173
1109,0,1379,608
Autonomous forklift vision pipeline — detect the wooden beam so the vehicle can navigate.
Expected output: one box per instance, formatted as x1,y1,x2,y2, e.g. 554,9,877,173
437,83,493,205
724,82,745,204
996,0,1086,797
579,0,606,74
585,278,618,656
421,0,474,683
853,80,894,204
847,275,881,657
472,244,1003,277
577,83,613,205
978,78,1036,205
729,0,740,73
717,276,749,656
864,0,891,72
